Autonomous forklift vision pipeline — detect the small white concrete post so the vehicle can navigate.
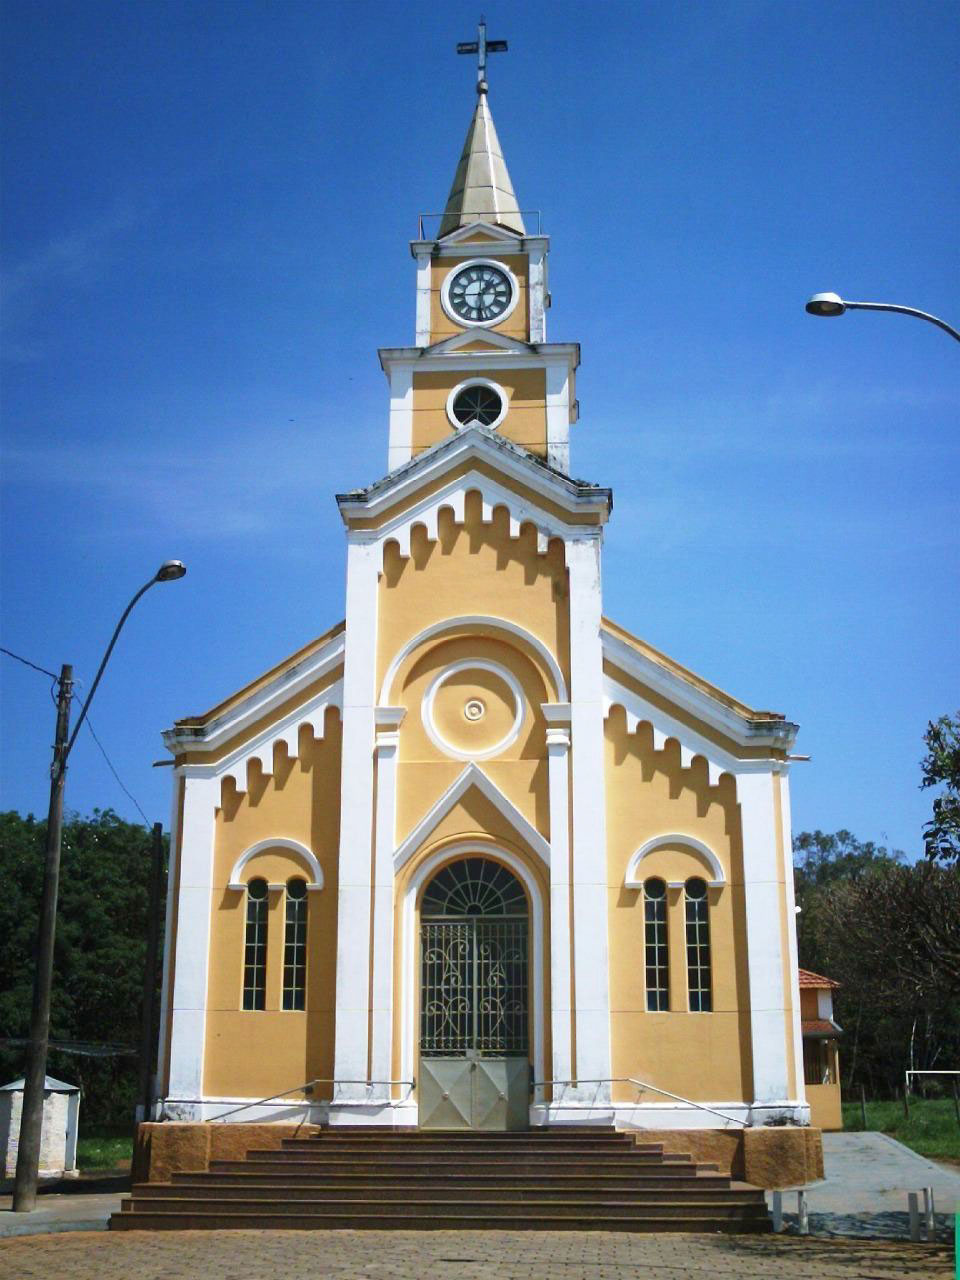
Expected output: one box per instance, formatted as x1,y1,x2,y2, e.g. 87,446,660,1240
922,1186,935,1240
908,1191,921,1242
771,1190,783,1232
797,1189,809,1235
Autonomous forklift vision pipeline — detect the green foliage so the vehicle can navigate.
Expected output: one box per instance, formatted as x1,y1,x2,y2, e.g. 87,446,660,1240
922,711,960,864
0,809,166,1128
841,1096,960,1161
794,829,960,1098
76,1130,134,1171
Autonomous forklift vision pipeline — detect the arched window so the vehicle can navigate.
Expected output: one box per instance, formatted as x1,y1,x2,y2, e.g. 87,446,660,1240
685,877,712,1012
282,877,308,1011
242,877,268,1010
643,877,669,1011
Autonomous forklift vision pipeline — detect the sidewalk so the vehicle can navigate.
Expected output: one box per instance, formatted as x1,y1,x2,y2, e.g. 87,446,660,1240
0,1176,126,1238
765,1131,960,1240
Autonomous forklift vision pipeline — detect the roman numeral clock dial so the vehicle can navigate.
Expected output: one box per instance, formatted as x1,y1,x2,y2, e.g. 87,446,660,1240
448,264,512,323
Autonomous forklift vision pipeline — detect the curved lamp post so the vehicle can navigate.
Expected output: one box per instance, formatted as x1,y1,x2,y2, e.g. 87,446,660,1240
12,560,186,1212
805,293,960,344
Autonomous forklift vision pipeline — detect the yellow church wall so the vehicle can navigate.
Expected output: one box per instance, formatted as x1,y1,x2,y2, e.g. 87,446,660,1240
392,631,551,838
201,711,342,1101
603,708,754,1103
411,368,547,457
391,834,552,1092
378,498,571,696
430,254,530,343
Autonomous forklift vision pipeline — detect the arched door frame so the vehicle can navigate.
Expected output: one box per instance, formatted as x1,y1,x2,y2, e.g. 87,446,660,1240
401,841,546,1093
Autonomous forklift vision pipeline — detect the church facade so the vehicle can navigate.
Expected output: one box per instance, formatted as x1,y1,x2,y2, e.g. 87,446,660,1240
156,82,807,1133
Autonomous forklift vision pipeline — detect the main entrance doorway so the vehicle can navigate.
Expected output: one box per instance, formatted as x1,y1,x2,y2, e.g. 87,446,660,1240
418,857,530,1129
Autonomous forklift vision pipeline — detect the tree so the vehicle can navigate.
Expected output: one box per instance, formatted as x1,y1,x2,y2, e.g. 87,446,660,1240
793,829,960,1096
921,711,960,864
0,809,166,1127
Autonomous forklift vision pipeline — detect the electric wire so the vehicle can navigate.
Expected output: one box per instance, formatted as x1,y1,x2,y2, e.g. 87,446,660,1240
0,646,59,681
68,682,152,826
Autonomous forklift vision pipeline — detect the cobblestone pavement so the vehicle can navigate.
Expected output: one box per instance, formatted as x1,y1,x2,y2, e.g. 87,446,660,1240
0,1229,952,1279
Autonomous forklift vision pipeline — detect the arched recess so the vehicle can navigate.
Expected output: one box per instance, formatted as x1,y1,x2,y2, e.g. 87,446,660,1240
380,615,568,707
227,838,324,891
624,834,726,889
399,840,546,1095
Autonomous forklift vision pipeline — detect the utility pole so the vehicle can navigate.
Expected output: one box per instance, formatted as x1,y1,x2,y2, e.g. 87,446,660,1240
137,821,165,1122
12,664,73,1211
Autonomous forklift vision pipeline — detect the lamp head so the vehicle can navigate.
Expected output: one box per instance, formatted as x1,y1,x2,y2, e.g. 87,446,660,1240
155,560,187,582
806,292,846,317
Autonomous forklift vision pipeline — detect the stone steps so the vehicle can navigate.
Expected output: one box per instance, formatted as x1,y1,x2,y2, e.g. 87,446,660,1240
112,1126,770,1233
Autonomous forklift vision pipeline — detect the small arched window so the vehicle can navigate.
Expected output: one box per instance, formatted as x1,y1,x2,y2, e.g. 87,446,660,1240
643,877,669,1011
282,877,308,1011
685,877,712,1012
242,877,269,1010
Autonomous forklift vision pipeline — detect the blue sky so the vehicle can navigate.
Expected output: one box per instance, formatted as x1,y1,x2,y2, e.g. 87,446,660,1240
2,0,957,853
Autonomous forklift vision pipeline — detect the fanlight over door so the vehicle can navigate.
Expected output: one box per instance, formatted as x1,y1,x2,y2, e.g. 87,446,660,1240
418,858,530,1129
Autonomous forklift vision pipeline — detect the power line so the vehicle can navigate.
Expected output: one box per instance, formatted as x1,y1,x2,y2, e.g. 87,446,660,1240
82,712,151,826
0,647,59,681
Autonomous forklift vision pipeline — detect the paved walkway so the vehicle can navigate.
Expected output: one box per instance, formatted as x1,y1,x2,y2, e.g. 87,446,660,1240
0,1228,952,1279
766,1132,960,1241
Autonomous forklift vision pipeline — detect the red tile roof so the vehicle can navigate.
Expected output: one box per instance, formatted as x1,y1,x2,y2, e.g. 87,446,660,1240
802,1018,842,1038
798,968,840,989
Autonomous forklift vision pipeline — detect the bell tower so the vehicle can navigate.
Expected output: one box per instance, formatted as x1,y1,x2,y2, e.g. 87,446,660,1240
380,23,579,474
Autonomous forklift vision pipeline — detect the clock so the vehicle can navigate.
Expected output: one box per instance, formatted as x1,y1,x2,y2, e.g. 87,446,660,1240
447,263,514,324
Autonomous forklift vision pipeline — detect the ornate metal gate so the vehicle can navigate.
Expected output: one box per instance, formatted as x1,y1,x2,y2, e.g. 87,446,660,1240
418,859,530,1129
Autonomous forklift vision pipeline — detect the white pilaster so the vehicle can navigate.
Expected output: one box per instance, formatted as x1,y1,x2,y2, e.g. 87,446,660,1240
414,251,432,346
155,772,184,1107
165,773,218,1108
778,767,805,1103
528,244,547,343
543,705,573,1091
333,535,381,1099
387,365,414,472
545,363,570,474
566,533,612,1098
738,770,792,1105
370,706,405,1092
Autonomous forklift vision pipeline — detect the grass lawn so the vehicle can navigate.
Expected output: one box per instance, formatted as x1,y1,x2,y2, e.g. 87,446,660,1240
76,1129,134,1172
841,1096,960,1161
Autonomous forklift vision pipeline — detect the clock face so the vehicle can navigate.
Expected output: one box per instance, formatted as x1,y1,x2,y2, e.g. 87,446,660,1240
448,264,513,324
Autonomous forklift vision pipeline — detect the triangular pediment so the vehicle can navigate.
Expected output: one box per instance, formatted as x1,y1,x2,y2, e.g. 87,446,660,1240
337,425,611,535
394,763,550,869
439,220,524,247
426,329,532,357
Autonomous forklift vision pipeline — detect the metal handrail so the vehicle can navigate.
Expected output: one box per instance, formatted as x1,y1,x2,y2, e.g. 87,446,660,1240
202,1078,414,1123
531,1076,750,1129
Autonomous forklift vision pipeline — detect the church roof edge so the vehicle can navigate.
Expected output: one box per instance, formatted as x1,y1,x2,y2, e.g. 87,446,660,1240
337,425,610,520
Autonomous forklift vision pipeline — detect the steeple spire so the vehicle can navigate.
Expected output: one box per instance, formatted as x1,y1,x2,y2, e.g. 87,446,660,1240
438,92,526,238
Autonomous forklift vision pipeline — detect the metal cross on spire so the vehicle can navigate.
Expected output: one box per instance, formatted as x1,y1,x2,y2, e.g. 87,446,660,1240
456,16,508,95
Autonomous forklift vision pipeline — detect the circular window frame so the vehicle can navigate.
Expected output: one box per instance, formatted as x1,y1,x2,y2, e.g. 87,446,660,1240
421,659,525,761
446,377,509,432
440,258,520,329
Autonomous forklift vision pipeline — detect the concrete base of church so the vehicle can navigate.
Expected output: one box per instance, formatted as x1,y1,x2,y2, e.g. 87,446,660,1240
133,1120,823,1190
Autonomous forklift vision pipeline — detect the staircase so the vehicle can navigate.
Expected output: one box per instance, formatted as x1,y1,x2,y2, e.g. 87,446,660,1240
112,1127,770,1232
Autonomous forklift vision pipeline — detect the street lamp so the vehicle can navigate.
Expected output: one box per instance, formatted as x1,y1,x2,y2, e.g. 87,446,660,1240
805,293,960,343
12,560,186,1212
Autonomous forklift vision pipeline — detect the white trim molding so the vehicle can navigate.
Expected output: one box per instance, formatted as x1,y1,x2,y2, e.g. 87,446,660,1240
394,762,551,871
625,835,726,889
421,658,525,761
439,257,521,329
226,838,324,891
380,615,567,706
